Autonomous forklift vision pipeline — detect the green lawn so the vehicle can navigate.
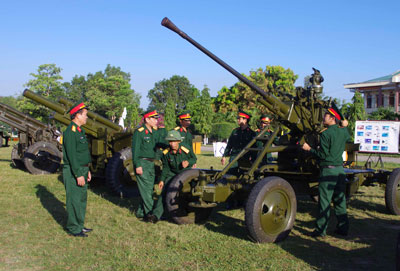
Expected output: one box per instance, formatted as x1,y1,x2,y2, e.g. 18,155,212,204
0,145,399,270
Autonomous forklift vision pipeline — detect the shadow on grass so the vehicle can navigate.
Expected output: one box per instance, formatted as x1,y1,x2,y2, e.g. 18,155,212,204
280,197,399,270
35,184,67,231
203,208,249,241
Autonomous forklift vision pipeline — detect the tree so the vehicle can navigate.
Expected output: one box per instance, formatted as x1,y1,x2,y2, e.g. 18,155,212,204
186,85,215,137
147,75,198,115
0,96,19,109
341,91,367,139
63,65,141,126
17,64,64,122
164,98,176,130
213,65,298,114
368,107,400,120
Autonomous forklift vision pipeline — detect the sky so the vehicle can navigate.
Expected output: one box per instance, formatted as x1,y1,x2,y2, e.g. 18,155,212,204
1,0,399,109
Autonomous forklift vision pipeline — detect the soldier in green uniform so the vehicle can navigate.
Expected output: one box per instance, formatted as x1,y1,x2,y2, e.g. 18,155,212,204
221,110,256,173
302,106,350,238
132,110,160,223
152,130,197,222
256,114,278,162
62,101,92,237
174,111,194,150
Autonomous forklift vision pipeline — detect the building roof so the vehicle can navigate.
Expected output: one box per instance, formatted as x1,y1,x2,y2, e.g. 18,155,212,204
344,70,400,89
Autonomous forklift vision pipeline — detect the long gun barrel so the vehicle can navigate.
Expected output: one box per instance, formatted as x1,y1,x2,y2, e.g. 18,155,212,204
161,17,315,133
0,102,46,136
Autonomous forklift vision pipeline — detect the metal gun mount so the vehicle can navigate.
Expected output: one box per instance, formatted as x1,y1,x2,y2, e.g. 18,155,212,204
160,17,399,243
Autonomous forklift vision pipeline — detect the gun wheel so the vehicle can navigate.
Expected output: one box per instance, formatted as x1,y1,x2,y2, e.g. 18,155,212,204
106,147,138,198
23,141,62,175
245,176,296,243
166,169,214,224
385,168,400,215
11,144,24,169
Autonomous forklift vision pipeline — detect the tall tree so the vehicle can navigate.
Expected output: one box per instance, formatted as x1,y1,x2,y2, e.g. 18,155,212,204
164,98,176,130
186,85,215,137
147,75,198,114
341,91,367,139
17,64,64,122
213,65,298,114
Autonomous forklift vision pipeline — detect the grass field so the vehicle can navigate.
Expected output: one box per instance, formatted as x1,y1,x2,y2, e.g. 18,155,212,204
1,145,400,270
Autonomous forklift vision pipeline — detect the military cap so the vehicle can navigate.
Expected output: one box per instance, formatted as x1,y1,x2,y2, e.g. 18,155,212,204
165,130,183,141
67,100,87,115
143,109,159,119
178,110,191,120
237,110,251,119
260,114,272,123
327,103,344,120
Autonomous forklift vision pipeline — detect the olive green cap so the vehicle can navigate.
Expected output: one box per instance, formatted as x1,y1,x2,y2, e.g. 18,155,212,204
165,130,183,141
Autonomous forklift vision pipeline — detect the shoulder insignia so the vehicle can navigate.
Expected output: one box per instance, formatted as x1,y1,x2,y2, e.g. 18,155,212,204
138,127,144,132
163,148,170,155
71,126,76,132
320,128,327,134
174,127,180,131
180,146,189,154
153,126,158,130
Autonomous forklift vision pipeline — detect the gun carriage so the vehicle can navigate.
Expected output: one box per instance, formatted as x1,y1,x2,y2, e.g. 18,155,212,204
161,17,400,243
0,102,62,174
22,90,138,197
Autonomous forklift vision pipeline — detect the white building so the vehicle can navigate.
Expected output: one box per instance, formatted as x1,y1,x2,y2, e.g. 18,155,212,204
344,71,400,114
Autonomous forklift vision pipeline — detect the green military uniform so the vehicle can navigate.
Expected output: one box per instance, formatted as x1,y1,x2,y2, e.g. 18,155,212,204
152,141,197,219
175,110,194,152
310,124,350,236
132,116,159,218
63,120,91,235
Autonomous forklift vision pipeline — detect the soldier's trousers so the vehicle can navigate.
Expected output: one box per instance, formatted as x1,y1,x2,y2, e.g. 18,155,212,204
136,159,155,218
63,165,88,235
152,172,176,219
316,167,349,235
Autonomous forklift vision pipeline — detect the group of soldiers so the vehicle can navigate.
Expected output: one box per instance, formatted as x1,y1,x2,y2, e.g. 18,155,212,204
62,101,350,239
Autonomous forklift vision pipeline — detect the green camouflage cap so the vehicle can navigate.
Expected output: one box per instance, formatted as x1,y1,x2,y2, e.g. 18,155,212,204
165,130,183,141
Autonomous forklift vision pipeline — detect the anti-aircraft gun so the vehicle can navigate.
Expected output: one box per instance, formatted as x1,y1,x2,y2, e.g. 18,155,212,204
161,17,400,243
0,102,62,174
23,89,138,197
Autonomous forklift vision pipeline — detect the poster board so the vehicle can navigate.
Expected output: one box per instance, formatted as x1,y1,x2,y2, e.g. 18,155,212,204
213,142,227,157
354,121,400,153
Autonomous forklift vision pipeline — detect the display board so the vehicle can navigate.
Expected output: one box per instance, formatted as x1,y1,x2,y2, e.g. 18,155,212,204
213,142,227,157
354,121,400,153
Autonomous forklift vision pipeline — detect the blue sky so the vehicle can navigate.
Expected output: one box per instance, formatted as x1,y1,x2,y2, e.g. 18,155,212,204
1,0,399,109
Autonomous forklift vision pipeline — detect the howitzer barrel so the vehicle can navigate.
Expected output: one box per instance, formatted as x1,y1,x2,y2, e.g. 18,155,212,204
58,98,122,132
0,102,46,134
53,113,98,137
23,89,67,115
161,17,291,118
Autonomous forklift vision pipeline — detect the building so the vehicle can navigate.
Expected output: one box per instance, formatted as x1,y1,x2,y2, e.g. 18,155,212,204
344,71,400,114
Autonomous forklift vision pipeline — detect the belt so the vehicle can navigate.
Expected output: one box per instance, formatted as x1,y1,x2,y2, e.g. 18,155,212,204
141,158,155,162
321,165,341,169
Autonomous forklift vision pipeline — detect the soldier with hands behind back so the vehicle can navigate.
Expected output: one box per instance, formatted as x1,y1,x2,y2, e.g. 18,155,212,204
132,110,160,223
63,101,92,237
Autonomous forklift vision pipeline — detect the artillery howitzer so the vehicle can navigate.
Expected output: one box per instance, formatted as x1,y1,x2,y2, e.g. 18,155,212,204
161,17,400,243
23,89,138,197
0,102,62,174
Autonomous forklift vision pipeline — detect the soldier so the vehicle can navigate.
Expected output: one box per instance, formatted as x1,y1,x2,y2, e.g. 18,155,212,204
152,130,197,222
302,106,350,238
62,101,92,237
256,114,278,162
132,110,160,223
175,110,193,150
221,110,256,173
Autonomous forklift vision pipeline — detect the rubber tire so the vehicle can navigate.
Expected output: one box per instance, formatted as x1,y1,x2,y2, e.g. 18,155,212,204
23,141,62,174
105,147,138,198
11,144,25,169
165,169,214,224
385,168,400,215
245,176,297,243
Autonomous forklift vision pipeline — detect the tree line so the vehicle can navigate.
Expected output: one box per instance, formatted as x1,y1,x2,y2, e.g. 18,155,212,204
0,64,398,141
